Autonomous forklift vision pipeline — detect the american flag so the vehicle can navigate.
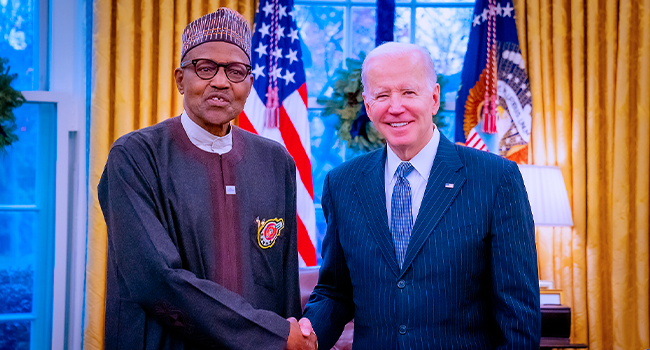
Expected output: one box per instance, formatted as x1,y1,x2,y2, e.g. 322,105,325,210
239,0,317,266
465,129,488,151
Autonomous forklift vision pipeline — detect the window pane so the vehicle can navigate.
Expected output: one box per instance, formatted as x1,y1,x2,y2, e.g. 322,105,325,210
0,0,41,90
0,101,54,347
394,8,411,42
0,321,31,350
295,5,345,99
0,103,48,205
309,109,346,264
0,211,37,315
314,205,325,264
415,7,472,76
350,7,376,58
415,7,472,141
309,109,345,204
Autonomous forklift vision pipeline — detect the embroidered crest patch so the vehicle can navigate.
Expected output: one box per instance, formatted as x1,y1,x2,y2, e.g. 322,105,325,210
257,217,284,249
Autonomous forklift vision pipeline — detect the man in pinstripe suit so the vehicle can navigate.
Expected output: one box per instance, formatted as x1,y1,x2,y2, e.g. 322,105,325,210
301,42,541,349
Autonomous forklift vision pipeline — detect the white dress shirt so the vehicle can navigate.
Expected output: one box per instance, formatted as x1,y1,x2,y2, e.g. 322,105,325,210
385,127,440,226
180,111,233,154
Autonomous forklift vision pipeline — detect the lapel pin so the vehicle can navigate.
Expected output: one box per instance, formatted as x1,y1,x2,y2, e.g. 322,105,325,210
445,183,454,189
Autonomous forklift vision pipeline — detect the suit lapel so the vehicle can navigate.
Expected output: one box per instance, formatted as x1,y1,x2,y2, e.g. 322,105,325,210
355,148,401,277
399,135,466,278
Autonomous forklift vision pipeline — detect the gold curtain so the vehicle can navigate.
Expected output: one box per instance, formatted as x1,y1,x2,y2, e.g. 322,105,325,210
84,0,256,348
514,0,650,348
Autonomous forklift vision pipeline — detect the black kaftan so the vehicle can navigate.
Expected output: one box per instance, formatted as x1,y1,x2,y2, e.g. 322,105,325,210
98,116,301,350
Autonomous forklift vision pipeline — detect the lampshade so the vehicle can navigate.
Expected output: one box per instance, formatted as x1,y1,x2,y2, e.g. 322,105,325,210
517,165,573,227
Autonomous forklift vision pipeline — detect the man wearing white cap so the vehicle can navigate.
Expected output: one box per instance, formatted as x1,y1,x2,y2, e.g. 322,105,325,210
98,8,316,350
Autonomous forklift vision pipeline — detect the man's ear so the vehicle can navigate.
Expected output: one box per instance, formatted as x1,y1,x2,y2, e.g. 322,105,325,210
174,67,185,95
431,83,441,115
363,93,377,124
244,74,254,97
362,92,370,114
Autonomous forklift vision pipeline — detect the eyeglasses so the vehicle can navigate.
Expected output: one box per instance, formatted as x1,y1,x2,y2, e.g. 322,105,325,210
180,59,251,83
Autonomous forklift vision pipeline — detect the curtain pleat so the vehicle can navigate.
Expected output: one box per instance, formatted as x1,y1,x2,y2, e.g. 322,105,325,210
157,0,176,124
517,0,650,348
138,0,154,130
84,0,112,348
568,0,588,342
636,4,650,348
84,1,256,348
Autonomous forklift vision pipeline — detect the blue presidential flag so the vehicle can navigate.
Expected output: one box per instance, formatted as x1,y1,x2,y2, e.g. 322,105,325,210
455,0,532,163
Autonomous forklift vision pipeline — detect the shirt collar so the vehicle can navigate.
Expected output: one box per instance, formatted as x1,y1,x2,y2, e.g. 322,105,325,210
181,111,233,154
386,126,440,183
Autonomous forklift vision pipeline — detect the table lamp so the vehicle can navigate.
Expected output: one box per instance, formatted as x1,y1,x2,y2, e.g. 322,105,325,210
518,165,580,348
517,165,573,227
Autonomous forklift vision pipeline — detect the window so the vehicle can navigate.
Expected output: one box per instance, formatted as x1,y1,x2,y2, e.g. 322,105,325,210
0,103,56,350
0,1,55,349
294,0,475,260
0,0,86,348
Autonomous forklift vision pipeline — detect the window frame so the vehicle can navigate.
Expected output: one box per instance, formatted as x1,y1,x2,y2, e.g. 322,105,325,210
19,90,86,350
46,0,90,348
4,0,89,348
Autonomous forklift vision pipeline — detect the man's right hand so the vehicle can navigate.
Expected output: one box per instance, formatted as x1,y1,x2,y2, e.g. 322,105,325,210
286,317,317,350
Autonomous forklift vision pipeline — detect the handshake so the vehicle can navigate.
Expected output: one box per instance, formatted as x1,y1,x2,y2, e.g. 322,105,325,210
286,317,318,350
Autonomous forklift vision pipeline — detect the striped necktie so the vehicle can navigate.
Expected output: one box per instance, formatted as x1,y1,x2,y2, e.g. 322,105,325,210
391,161,415,268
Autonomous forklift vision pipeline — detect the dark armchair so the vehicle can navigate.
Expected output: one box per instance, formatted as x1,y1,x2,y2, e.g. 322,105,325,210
299,267,353,350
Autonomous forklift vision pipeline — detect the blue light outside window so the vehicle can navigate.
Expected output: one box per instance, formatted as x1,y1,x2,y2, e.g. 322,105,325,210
0,0,45,91
1,0,55,348
0,102,56,350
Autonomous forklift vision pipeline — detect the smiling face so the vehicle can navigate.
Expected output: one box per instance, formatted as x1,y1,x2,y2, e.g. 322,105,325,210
174,41,253,136
362,47,440,161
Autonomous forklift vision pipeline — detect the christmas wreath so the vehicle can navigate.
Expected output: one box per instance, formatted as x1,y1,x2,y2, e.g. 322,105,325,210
318,52,447,153
317,53,385,153
0,57,25,153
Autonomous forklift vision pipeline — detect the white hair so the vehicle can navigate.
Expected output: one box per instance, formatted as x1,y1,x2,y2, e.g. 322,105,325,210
361,42,437,92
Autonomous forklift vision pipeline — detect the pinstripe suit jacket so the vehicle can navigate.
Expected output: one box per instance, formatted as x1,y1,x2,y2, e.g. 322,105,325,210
303,135,541,350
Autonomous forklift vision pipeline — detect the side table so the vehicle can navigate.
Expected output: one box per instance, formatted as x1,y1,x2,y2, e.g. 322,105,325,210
540,337,588,349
